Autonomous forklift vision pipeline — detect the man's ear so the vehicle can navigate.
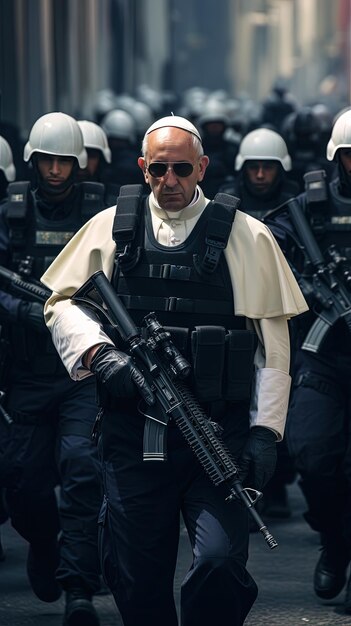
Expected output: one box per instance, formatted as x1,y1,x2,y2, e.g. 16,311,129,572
197,155,210,182
138,156,148,182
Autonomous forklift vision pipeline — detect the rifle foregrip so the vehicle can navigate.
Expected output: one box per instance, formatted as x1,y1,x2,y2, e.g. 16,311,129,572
0,265,50,303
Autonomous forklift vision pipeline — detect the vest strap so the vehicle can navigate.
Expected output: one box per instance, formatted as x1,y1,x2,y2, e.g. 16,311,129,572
119,294,233,315
194,193,240,274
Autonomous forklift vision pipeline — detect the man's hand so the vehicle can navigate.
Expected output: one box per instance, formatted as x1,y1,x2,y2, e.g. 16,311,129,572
17,301,46,333
90,343,155,405
239,426,277,491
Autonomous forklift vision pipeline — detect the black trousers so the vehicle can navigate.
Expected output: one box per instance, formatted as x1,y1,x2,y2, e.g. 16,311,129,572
98,405,258,626
286,350,351,551
0,368,103,592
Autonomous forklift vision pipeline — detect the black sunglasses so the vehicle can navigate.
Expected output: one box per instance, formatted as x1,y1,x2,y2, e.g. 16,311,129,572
146,162,194,178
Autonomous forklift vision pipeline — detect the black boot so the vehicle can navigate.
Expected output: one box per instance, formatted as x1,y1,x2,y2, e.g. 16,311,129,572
64,581,100,626
314,534,349,599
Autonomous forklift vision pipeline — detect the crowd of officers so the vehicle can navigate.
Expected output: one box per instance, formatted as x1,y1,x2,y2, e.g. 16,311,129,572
0,77,350,624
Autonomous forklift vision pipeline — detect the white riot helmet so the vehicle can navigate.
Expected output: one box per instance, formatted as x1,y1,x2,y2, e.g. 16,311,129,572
326,109,351,161
77,120,111,163
0,136,16,181
235,128,292,171
130,101,154,137
100,109,136,144
197,100,230,128
23,112,87,168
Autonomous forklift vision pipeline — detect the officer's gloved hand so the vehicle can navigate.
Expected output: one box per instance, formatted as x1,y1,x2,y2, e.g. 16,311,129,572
90,343,155,406
17,301,46,333
239,426,277,491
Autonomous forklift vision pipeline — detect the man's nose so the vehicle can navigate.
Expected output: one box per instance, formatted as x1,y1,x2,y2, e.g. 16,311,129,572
164,166,178,186
50,159,61,173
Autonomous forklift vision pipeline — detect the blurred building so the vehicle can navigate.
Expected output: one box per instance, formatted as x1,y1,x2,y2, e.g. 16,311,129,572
0,0,350,137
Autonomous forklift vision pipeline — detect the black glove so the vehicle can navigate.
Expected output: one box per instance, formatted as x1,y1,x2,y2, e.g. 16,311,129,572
90,343,155,406
17,301,46,333
239,426,277,491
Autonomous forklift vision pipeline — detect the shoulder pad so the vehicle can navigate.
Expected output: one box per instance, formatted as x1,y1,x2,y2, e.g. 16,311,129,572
6,181,31,220
113,184,144,249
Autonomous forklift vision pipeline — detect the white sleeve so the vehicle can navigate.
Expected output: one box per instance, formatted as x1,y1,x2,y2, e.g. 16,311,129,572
249,316,291,441
46,297,114,380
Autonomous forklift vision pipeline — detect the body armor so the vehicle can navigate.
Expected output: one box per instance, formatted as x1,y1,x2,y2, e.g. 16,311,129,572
305,171,351,260
111,188,257,404
298,170,351,356
6,180,105,370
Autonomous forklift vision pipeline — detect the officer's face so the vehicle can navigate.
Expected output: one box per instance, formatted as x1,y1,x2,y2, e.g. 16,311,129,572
244,160,279,194
138,127,209,212
339,148,351,176
36,155,75,187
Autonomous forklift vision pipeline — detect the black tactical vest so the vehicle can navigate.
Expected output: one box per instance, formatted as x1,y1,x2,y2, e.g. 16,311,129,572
111,189,257,404
7,181,105,277
6,181,105,373
301,170,351,355
304,170,351,259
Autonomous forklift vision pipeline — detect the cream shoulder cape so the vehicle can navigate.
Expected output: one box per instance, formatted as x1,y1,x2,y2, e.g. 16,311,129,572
41,202,307,319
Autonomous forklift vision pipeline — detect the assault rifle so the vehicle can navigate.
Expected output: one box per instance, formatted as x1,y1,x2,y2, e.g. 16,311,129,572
72,270,278,550
282,198,351,352
0,265,51,303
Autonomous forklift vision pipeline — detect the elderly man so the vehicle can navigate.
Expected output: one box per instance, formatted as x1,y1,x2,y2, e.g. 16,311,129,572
41,116,307,626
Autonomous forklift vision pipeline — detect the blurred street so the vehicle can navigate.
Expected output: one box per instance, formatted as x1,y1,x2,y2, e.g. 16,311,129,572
1,480,351,625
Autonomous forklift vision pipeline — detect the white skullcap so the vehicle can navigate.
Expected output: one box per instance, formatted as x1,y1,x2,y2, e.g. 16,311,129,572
145,115,202,142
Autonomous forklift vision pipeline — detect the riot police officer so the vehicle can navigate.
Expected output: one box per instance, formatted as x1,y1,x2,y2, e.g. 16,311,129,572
0,135,16,201
260,77,298,134
0,134,16,561
100,108,147,192
265,108,351,614
77,119,118,207
77,120,111,182
220,127,299,519
220,127,299,219
197,99,239,197
282,106,336,193
0,112,104,625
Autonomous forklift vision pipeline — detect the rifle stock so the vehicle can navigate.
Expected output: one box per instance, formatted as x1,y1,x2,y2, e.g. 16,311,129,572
72,271,278,550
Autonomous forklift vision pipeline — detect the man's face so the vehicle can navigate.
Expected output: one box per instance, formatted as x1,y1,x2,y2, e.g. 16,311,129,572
339,148,351,175
244,160,279,195
37,154,75,187
138,127,209,212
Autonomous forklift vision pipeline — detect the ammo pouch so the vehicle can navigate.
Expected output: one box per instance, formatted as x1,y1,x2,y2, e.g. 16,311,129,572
191,326,257,403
